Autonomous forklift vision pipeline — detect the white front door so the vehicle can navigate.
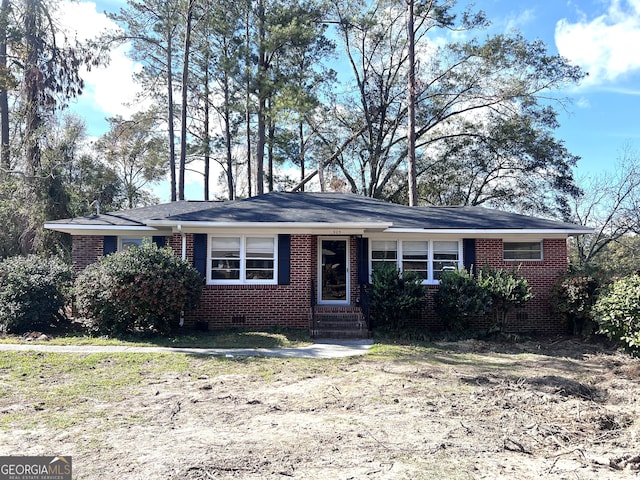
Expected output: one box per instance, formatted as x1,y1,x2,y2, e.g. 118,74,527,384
318,238,350,304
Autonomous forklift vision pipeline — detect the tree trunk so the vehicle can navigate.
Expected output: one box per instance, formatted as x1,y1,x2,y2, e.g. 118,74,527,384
256,96,265,195
178,0,193,200
299,119,305,192
167,33,177,201
0,0,10,170
406,0,417,206
24,0,41,179
203,55,210,201
245,0,252,197
267,97,274,192
255,0,265,195
224,68,234,200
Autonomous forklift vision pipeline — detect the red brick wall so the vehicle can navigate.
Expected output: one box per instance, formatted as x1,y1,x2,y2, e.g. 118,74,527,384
413,238,569,334
70,233,569,334
477,238,568,334
71,235,103,273
183,234,315,329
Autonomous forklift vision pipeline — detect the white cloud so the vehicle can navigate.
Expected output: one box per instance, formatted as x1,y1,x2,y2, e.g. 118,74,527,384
555,0,640,86
505,8,536,33
576,96,591,108
57,1,144,118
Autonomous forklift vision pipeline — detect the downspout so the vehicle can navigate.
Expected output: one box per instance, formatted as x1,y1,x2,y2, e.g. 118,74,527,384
178,224,186,327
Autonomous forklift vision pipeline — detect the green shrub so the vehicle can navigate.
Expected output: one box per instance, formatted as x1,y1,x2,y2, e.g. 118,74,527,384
551,273,599,335
370,262,424,330
477,266,533,333
593,274,640,354
75,242,203,335
0,255,72,333
434,268,491,331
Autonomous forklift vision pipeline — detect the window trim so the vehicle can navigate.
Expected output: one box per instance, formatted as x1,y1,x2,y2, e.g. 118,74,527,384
118,236,151,251
503,241,543,262
368,237,462,285
207,234,278,285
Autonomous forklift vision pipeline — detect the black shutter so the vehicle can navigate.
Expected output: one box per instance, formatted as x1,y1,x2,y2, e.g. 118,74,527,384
463,239,476,274
277,234,291,285
103,236,117,256
152,236,166,248
357,237,369,284
193,234,207,278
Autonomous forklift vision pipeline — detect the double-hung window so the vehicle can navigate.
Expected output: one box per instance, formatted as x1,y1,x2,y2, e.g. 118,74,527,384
402,241,429,280
433,241,459,279
371,240,398,271
210,236,276,284
245,237,276,280
370,239,460,283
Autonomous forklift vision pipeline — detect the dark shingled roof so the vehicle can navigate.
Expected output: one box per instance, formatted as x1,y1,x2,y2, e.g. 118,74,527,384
45,200,221,227
158,192,587,231
45,192,590,232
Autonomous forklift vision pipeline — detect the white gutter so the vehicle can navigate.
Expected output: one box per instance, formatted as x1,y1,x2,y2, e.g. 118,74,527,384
43,224,160,232
178,224,186,261
384,227,595,235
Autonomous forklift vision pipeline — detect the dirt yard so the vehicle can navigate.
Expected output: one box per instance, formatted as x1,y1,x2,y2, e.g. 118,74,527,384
1,338,639,479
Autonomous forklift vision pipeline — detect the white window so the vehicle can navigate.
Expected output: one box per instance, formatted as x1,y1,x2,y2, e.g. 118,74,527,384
433,241,460,279
210,236,276,284
503,241,542,261
119,237,149,250
245,237,276,280
211,237,241,280
370,239,461,284
402,241,429,280
371,240,397,272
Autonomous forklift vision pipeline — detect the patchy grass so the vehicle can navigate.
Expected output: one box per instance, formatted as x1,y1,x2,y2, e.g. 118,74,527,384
0,327,312,349
0,352,196,430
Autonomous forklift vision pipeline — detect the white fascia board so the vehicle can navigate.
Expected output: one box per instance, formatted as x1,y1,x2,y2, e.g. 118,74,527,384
384,228,595,236
43,224,168,236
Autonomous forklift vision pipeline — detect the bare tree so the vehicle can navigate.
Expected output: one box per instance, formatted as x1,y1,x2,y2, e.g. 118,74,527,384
571,147,640,268
96,111,168,209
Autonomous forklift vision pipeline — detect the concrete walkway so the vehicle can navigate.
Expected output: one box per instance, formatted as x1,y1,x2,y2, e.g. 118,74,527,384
0,339,374,359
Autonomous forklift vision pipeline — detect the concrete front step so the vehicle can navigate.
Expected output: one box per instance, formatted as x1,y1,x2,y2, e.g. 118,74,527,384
312,305,369,339
312,329,371,340
315,312,364,322
315,320,366,329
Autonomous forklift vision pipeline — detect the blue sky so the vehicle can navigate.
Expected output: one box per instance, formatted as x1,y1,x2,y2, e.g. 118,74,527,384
61,0,640,200
481,0,640,176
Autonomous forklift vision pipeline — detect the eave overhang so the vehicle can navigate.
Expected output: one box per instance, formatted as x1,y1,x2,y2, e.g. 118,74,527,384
385,227,595,236
147,220,393,234
43,224,170,236
45,222,594,237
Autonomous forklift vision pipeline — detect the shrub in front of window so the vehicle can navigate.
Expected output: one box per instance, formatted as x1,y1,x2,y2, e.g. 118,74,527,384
370,262,424,330
0,255,72,333
434,268,491,331
593,274,640,354
551,273,599,336
477,267,533,333
75,243,203,335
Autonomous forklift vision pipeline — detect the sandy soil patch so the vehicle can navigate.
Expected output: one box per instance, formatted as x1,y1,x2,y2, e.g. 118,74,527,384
1,338,639,479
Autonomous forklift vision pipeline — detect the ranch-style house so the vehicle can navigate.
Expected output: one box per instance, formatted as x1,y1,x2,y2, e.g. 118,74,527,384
45,192,592,338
